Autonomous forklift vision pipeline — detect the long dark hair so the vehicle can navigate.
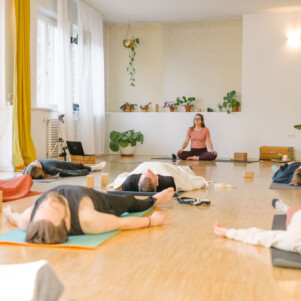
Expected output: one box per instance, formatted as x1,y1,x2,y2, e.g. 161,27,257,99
191,114,205,129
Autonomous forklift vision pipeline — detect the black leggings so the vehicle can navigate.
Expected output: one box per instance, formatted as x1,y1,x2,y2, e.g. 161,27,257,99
102,194,156,216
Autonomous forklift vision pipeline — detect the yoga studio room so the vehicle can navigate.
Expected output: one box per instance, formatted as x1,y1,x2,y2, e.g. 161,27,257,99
1,0,301,300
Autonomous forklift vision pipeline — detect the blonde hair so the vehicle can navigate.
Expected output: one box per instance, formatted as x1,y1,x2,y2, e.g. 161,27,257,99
290,168,301,186
26,219,68,244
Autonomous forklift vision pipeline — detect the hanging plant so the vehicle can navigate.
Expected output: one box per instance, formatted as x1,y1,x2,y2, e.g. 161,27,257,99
126,38,140,86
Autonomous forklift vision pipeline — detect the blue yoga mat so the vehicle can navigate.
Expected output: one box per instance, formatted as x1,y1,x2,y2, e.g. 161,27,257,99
0,208,153,249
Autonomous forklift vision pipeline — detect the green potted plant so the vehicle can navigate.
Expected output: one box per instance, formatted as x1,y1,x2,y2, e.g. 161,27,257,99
140,102,152,112
109,130,144,156
120,102,137,112
177,96,196,112
223,90,240,114
163,101,178,112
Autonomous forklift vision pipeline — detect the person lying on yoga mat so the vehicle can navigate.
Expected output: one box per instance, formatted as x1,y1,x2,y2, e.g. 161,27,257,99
122,169,176,192
176,114,217,161
3,185,174,244
272,162,301,185
111,161,208,192
214,199,301,254
23,159,106,179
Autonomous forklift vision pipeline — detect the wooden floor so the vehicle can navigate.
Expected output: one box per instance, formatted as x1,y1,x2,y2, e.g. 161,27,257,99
1,156,301,301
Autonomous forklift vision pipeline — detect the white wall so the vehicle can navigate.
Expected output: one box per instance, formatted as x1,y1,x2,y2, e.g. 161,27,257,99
106,12,301,159
108,19,242,112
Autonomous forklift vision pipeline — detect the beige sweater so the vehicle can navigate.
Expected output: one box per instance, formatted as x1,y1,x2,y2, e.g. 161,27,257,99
226,210,301,254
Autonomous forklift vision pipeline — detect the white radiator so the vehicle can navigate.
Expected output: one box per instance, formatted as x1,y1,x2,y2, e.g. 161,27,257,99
47,119,59,158
73,111,80,141
47,114,80,159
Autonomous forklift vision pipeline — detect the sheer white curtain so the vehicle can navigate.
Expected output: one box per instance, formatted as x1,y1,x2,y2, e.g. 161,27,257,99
55,0,73,141
77,0,105,154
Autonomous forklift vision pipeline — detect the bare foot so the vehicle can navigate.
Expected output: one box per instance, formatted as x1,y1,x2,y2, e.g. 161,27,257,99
153,187,174,205
149,211,166,226
3,205,16,225
187,156,199,160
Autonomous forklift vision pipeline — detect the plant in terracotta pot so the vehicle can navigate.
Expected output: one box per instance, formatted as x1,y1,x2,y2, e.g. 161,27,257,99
109,130,144,156
140,102,152,112
222,90,240,114
163,101,177,112
120,102,137,112
177,96,196,112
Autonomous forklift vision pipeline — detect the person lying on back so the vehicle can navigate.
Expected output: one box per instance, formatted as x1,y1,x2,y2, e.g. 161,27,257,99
3,185,174,244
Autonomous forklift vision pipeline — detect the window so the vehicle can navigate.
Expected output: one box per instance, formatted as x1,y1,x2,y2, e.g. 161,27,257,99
36,15,57,108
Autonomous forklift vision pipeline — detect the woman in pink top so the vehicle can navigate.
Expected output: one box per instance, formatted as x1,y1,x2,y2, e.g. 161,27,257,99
177,114,217,161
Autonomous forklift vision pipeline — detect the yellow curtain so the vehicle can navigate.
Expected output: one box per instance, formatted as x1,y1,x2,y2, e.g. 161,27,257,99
13,0,36,168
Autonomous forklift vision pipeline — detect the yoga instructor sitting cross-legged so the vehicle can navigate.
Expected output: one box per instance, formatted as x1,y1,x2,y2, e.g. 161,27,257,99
176,114,217,161
3,185,174,244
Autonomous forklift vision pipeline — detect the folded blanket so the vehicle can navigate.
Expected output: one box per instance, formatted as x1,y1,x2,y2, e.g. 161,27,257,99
0,260,63,301
0,174,41,201
108,161,208,191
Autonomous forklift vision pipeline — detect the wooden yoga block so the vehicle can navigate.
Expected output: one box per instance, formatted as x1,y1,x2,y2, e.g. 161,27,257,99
86,175,94,188
259,146,294,160
71,155,96,164
242,171,254,178
234,152,247,161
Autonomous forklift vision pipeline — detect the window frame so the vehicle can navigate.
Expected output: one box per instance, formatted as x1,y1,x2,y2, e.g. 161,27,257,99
36,13,58,110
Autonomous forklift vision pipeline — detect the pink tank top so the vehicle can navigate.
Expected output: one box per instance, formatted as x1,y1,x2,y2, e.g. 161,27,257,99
187,127,209,148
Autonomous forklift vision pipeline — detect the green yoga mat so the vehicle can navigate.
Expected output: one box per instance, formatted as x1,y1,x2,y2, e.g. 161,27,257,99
0,208,152,250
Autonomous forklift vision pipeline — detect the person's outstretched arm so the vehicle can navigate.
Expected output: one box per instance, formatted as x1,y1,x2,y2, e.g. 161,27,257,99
177,136,190,154
80,209,166,234
3,205,34,230
214,223,301,253
206,131,217,155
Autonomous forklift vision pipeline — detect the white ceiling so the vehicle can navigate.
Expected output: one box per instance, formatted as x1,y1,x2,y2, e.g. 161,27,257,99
85,0,301,24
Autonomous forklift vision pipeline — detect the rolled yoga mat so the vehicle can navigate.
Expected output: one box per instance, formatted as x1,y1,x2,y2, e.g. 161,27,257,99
271,215,301,268
0,208,153,250
107,190,184,197
269,182,301,190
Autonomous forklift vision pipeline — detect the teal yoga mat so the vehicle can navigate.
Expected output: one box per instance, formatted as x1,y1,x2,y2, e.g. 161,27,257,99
0,208,153,249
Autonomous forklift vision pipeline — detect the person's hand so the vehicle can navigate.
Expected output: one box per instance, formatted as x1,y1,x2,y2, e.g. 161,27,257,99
149,211,166,226
177,148,184,155
212,150,217,155
153,187,174,205
213,223,228,237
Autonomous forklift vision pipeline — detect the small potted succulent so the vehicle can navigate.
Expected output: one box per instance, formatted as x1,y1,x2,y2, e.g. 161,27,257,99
140,102,152,112
217,103,223,112
120,102,137,112
222,90,240,114
176,96,196,112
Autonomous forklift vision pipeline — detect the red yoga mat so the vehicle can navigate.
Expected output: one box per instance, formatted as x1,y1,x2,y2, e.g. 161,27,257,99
0,174,41,201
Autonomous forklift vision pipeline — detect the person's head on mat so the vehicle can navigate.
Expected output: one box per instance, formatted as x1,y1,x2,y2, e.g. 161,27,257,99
26,192,70,244
24,161,46,179
290,167,301,186
138,169,158,192
192,114,205,128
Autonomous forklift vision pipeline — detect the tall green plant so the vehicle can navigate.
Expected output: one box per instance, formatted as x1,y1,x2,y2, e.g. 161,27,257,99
126,38,140,87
